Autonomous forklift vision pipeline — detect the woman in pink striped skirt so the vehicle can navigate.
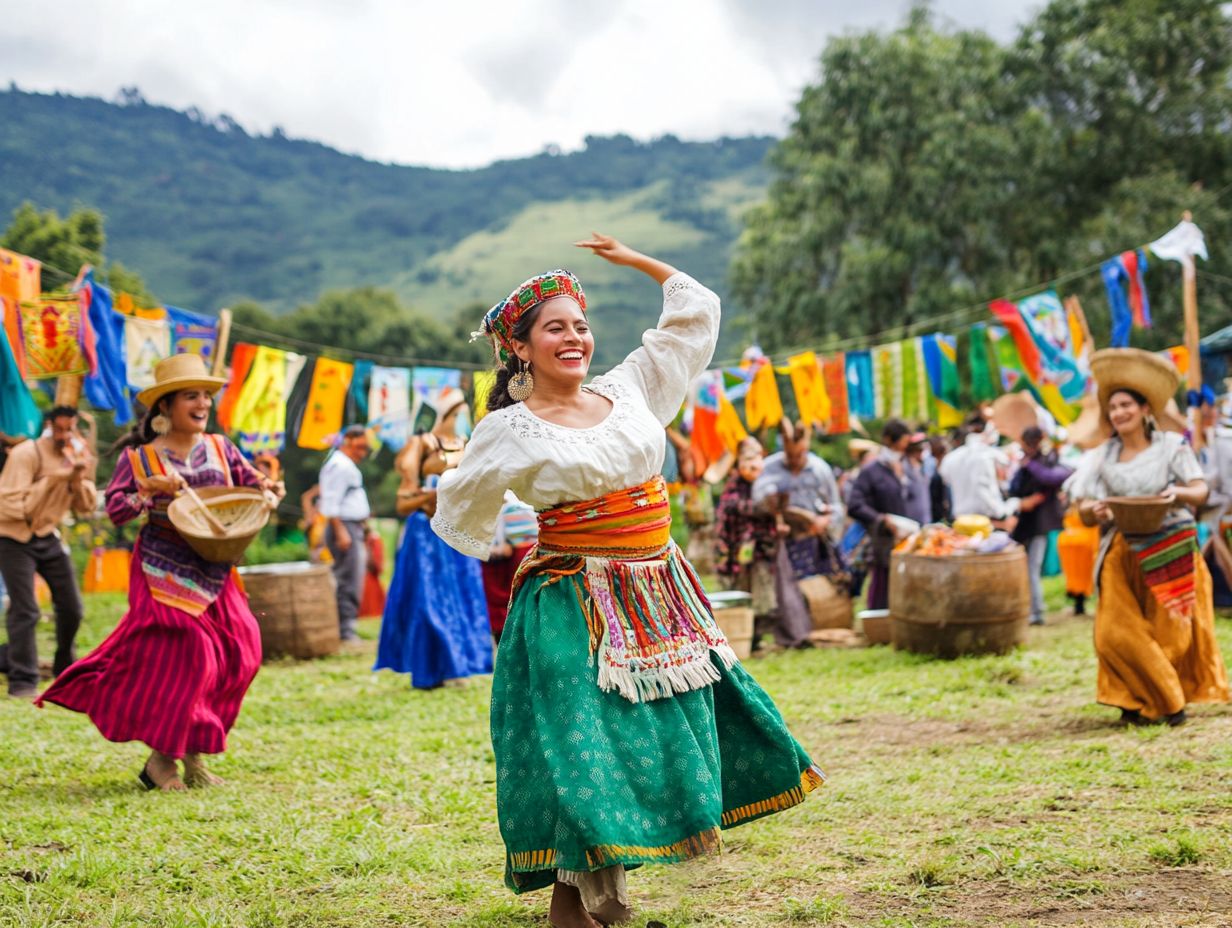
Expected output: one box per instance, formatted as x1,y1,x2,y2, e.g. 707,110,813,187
39,355,283,790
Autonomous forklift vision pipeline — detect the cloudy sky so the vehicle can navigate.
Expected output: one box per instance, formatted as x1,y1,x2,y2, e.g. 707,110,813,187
3,0,1038,168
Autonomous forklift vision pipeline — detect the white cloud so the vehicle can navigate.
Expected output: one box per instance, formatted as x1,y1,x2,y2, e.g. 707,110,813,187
0,0,1036,167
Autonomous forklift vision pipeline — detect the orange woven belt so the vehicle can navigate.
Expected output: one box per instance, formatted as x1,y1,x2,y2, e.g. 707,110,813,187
536,476,671,558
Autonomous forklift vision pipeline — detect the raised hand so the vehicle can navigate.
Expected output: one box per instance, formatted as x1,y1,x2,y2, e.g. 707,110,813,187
574,232,641,266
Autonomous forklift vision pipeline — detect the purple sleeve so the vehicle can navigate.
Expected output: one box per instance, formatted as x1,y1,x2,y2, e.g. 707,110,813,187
221,437,262,488
105,451,147,527
1025,457,1074,490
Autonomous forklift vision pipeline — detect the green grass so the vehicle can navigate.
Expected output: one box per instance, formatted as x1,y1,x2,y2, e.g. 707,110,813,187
3,577,1232,927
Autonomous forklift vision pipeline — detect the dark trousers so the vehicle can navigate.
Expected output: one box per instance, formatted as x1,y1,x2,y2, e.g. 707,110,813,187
325,520,366,641
0,534,83,692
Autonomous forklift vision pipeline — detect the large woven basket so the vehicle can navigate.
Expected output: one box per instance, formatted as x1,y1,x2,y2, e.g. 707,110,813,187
168,486,273,564
1105,496,1170,536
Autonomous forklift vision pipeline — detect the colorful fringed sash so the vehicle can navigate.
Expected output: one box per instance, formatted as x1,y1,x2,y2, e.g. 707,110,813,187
514,476,736,703
1126,517,1199,621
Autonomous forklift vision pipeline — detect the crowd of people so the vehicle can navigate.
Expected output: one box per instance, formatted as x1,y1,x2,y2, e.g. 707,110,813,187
1,238,1229,927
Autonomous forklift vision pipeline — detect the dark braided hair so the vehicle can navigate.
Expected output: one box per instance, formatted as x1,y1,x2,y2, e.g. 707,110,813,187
110,394,175,455
486,304,544,413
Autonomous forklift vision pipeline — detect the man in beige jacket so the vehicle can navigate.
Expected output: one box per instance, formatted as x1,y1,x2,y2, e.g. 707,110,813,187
0,406,98,698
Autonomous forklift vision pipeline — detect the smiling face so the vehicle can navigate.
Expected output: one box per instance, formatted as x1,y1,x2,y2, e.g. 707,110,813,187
1107,389,1149,439
164,389,213,435
512,296,592,389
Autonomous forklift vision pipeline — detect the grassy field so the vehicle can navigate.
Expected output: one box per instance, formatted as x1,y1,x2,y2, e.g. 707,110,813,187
2,579,1231,928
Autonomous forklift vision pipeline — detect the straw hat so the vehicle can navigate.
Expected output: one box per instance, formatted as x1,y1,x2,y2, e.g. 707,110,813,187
1067,348,1183,449
990,392,1038,443
136,354,227,408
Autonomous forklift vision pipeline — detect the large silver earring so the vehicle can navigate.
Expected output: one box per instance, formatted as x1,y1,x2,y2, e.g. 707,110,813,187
150,414,171,436
507,361,534,403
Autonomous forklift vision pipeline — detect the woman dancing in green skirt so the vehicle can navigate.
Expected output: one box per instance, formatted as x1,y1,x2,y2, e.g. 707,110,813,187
433,234,822,927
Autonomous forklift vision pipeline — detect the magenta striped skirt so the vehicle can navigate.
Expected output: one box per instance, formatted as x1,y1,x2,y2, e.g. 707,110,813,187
37,541,262,759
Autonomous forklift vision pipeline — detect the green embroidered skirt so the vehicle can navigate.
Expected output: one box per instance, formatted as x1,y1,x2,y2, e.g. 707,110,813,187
492,565,823,894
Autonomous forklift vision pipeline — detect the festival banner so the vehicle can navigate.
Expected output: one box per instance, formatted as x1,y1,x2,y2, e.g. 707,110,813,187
216,342,257,430
0,248,40,377
472,369,496,423
297,357,354,450
787,351,829,429
822,354,850,434
166,305,219,365
743,360,783,430
229,345,288,454
368,365,412,449
19,294,88,379
78,271,132,423
844,351,875,419
0,326,41,438
921,333,962,429
123,313,171,390
967,323,1000,403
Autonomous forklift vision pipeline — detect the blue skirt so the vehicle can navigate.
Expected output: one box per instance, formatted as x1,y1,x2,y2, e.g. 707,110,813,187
374,512,493,689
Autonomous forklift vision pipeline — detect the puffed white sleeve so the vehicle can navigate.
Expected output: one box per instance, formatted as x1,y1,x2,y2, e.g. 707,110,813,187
431,414,522,560
1168,432,1205,485
1064,446,1109,500
602,272,721,426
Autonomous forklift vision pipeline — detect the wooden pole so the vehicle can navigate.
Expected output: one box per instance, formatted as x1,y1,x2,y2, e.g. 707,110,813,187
211,308,233,379
1180,211,1203,453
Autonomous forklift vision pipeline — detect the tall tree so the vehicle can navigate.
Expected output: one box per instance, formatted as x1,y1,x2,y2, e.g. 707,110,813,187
733,0,1232,352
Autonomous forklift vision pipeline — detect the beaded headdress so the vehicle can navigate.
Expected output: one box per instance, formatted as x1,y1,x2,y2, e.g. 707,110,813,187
475,269,587,362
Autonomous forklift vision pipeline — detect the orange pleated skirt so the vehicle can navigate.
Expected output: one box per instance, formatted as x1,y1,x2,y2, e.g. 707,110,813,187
1094,534,1230,719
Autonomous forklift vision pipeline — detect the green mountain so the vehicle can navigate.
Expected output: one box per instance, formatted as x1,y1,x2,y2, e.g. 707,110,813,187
0,88,771,364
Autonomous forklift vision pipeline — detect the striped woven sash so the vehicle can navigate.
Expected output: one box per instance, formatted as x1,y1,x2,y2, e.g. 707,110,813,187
513,476,735,703
1126,516,1198,620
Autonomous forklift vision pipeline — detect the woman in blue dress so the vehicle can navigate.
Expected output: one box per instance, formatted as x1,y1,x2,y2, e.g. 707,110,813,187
375,388,492,689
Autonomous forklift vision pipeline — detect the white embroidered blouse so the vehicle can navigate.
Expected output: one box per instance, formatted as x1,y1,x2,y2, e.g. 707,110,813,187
432,273,721,560
1065,431,1205,500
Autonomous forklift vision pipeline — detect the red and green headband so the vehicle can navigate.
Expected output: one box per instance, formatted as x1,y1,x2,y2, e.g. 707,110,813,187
478,269,587,362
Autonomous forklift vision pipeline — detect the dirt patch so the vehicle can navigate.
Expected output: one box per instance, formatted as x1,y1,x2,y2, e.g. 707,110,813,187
838,869,1232,927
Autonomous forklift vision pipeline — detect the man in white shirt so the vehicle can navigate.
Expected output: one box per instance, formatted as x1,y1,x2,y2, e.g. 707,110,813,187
939,414,1018,528
318,425,372,642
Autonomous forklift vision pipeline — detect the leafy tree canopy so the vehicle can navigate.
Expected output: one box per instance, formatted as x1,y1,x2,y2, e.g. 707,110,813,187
732,0,1232,353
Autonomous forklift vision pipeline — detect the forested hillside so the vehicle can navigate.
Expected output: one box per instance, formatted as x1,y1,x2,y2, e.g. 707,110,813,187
0,88,771,362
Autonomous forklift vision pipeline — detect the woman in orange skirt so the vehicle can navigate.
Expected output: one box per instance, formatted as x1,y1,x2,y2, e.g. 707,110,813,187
1068,349,1229,726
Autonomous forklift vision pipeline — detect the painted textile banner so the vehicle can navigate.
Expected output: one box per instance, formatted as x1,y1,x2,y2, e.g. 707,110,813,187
845,351,875,419
166,305,219,365
744,361,783,430
229,345,288,454
472,369,496,423
0,248,40,377
124,314,171,390
967,323,999,403
297,357,355,451
216,343,257,431
79,272,133,423
787,352,830,429
0,326,41,438
19,295,88,379
411,366,462,433
822,354,850,435
921,334,961,429
369,365,412,449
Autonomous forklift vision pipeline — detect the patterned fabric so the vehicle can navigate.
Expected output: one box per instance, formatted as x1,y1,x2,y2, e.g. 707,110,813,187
787,352,829,429
166,305,219,365
480,270,586,362
297,357,354,450
518,477,735,704
844,350,875,419
493,571,823,893
373,511,492,689
0,248,40,377
967,323,999,403
368,365,412,450
123,312,171,390
715,473,778,579
228,346,288,454
1127,522,1199,620
109,435,261,617
78,272,133,424
0,324,40,438
822,354,850,434
18,294,87,379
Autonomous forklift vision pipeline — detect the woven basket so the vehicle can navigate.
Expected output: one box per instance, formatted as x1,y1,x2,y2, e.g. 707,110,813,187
1105,496,1170,536
168,486,273,564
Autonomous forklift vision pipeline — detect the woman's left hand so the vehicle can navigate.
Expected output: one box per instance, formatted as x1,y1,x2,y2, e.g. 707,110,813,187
261,478,287,501
574,232,641,267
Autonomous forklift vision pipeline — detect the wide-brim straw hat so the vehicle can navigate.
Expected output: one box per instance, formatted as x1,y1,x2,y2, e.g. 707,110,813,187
1068,348,1183,449
136,353,227,408
990,392,1038,443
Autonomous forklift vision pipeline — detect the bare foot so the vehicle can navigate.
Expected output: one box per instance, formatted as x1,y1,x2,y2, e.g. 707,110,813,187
182,754,226,787
143,751,187,791
549,883,601,928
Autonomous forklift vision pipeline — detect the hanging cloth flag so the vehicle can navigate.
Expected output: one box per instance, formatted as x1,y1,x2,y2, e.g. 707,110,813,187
0,326,41,438
716,389,749,453
472,369,497,423
822,354,850,435
787,352,829,429
124,313,171,391
298,357,355,450
872,343,903,418
411,366,463,433
900,339,921,423
18,294,88,379
347,359,375,427
77,271,132,423
744,361,783,430
369,365,412,449
283,359,314,445
1119,250,1151,329
1163,345,1189,376
165,305,219,366
1014,290,1089,403
228,345,288,454
987,323,1029,393
913,337,931,422
1100,259,1133,348
845,351,875,419
988,299,1043,383
216,342,257,430
283,352,308,406
921,334,962,429
968,323,999,403
0,248,41,378
689,372,727,467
